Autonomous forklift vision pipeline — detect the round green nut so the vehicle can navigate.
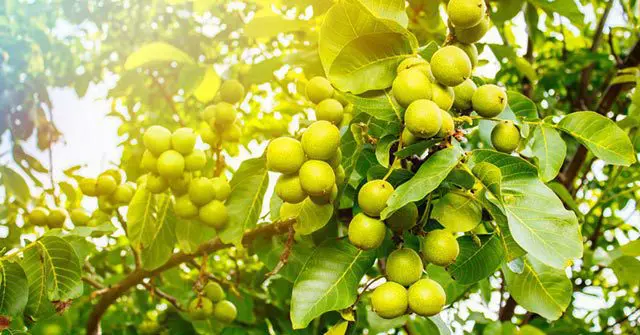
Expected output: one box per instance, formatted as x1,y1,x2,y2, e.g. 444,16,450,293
299,160,335,197
275,174,307,204
213,102,237,129
171,127,197,155
401,128,418,146
452,42,479,68
310,184,337,205
430,46,472,87
454,15,491,44
79,178,98,197
453,79,477,110
146,173,169,194
47,208,68,229
98,196,115,213
174,195,199,219
111,184,134,204
213,300,237,323
437,110,455,138
335,165,346,185
348,213,386,250
491,121,520,153
316,98,344,125
188,297,214,320
392,68,433,107
404,100,443,139
70,208,91,226
221,123,242,142
357,179,394,217
422,229,460,266
386,202,418,233
432,83,455,111
211,177,231,201
306,76,334,104
29,207,50,226
143,125,172,156
472,84,508,118
141,150,158,173
203,104,216,122
396,57,429,74
386,248,424,287
96,174,118,196
431,192,482,232
204,282,226,302
301,121,340,160
198,121,219,147
407,278,446,317
371,282,408,319
266,137,305,174
219,79,245,104
327,148,342,169
447,0,486,29
189,177,216,206
199,200,228,230
157,150,185,179
185,149,207,172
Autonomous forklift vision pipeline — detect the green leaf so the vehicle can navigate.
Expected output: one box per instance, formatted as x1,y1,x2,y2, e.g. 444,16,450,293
124,42,195,70
382,146,464,219
364,304,408,334
375,135,397,168
406,316,451,335
244,16,307,39
141,194,177,270
219,158,270,246
253,236,314,283
325,321,349,335
426,264,472,305
546,181,582,218
192,66,221,103
127,186,157,250
291,239,376,329
610,256,640,287
343,90,402,122
394,139,439,158
507,91,538,121
175,220,216,254
503,256,572,320
479,190,526,262
0,261,29,316
557,111,636,166
359,0,409,27
528,0,584,27
471,162,503,203
292,198,334,235
531,124,566,182
619,240,640,257
448,234,504,285
417,41,439,61
319,0,418,93
0,166,30,204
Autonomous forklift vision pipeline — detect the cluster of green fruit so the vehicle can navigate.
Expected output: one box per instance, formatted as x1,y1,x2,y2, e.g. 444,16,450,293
140,125,231,230
198,80,245,147
27,206,70,229
79,169,135,214
187,282,237,324
306,76,348,125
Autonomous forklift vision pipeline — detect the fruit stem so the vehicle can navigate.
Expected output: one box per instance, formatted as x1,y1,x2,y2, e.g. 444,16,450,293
383,130,406,181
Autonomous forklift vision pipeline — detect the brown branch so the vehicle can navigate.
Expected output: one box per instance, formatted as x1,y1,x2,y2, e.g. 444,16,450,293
264,224,295,280
142,282,183,311
85,219,295,335
499,296,517,321
82,276,105,290
604,307,639,332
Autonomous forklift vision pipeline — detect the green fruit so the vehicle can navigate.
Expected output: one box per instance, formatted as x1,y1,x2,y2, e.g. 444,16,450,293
70,208,91,226
432,83,455,111
447,0,486,29
138,320,160,335
98,196,115,213
453,79,477,110
371,282,408,319
189,177,215,206
169,173,191,195
198,121,219,146
175,195,199,218
219,79,245,104
203,104,216,122
79,178,98,197
327,148,342,169
185,149,207,171
386,202,418,233
211,177,231,201
473,84,508,118
491,121,520,153
348,213,386,250
335,165,346,185
47,208,68,228
275,174,307,204
199,200,228,229
171,127,196,155
404,100,443,139
454,14,491,44
432,192,482,232
103,169,123,184
143,125,172,156
401,128,418,146
452,42,478,68
392,68,433,107
306,76,334,104
112,184,134,204
204,282,225,302
301,121,340,160
396,57,429,75
431,46,472,87
422,229,460,266
141,150,158,173
357,180,394,217
407,278,446,316
299,160,335,196
213,300,237,323
29,207,50,226
146,173,168,194
310,184,337,205
96,174,118,196
221,123,242,142
188,297,214,320
386,248,424,286
213,102,237,128
266,137,305,174
437,110,455,138
316,98,344,124
157,150,185,179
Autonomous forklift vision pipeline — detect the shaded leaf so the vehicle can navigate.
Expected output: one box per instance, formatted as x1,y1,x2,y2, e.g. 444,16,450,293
124,42,194,70
448,234,504,285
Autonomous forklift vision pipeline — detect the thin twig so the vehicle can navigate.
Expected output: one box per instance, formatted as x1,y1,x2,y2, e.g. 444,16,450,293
143,282,184,311
264,224,295,280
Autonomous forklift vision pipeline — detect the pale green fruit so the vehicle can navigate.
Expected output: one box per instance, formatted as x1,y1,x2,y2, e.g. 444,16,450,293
306,76,334,104
203,105,216,122
111,184,134,204
140,150,158,173
348,213,386,250
79,178,98,197
275,174,307,204
491,121,520,153
327,148,342,169
96,175,118,196
432,83,455,111
310,184,337,205
213,300,237,323
204,282,225,302
422,229,460,266
198,121,219,146
299,160,335,196
169,173,191,195
301,121,340,160
473,84,508,118
70,208,91,226
29,207,49,226
103,169,122,184
447,0,486,28
431,46,472,87
432,192,482,232
454,14,491,43
221,123,242,142
213,102,237,128
211,177,231,201
357,180,394,217
199,200,228,229
392,68,433,107
452,42,478,68
143,125,172,156
189,177,216,206
98,195,115,213
404,99,443,139
371,282,408,319
188,298,214,320
396,57,429,74
47,208,68,228
316,98,344,124
146,173,168,194
386,202,418,233
175,195,199,218
266,137,305,174
138,320,160,335
401,128,418,146
157,150,185,179
453,79,477,110
335,165,346,185
185,149,207,171
437,110,455,138
171,127,196,155
407,278,446,316
386,248,424,287
219,79,245,104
